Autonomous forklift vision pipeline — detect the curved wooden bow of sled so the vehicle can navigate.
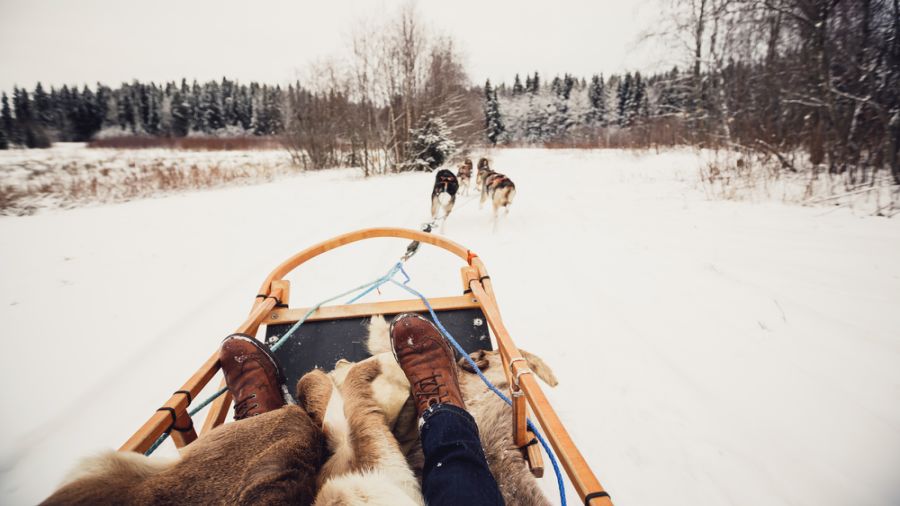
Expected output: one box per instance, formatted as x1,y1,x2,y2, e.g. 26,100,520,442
120,227,612,505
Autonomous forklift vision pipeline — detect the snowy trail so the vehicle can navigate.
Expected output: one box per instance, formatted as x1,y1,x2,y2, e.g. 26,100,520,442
1,148,899,505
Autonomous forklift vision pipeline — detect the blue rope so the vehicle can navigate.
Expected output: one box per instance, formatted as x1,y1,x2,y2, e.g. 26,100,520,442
389,264,568,506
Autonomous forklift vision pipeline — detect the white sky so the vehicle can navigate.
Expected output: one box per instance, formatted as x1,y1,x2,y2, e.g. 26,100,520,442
0,0,677,93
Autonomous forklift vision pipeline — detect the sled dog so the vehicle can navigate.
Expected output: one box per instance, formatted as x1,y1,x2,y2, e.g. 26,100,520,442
479,170,516,218
457,158,473,194
475,157,492,187
431,169,459,220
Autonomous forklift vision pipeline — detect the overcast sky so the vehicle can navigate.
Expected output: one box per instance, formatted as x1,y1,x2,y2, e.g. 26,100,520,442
0,0,677,93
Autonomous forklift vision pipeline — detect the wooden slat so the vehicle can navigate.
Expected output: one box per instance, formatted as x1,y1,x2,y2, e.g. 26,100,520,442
120,294,279,453
513,391,528,446
468,277,613,505
118,352,219,453
526,430,545,478
265,295,480,325
200,378,231,435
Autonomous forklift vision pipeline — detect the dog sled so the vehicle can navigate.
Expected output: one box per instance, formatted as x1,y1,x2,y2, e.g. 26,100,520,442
121,227,612,505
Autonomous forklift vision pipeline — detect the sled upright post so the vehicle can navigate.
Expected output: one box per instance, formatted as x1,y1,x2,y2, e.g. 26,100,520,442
120,227,613,505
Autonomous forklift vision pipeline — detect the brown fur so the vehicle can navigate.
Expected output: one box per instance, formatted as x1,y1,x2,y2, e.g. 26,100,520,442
476,158,492,187
391,348,556,506
361,316,559,505
42,404,324,505
457,159,473,194
315,360,424,505
479,170,516,222
455,349,554,506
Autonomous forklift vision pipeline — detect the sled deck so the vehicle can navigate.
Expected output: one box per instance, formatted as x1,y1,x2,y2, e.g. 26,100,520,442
120,228,613,505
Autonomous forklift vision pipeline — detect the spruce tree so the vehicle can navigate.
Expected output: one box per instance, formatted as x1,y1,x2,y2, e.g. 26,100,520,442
483,80,506,145
404,115,456,171
171,91,191,137
524,95,547,143
626,73,644,126
588,74,608,126
1,93,16,146
33,83,53,127
616,73,633,126
512,74,524,95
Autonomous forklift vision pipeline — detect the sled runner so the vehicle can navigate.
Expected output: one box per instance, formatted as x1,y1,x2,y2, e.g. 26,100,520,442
120,227,612,505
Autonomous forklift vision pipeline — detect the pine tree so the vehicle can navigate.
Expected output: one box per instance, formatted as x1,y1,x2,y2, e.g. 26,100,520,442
551,76,562,96
562,74,575,100
531,72,541,94
171,91,191,137
404,115,456,171
199,81,223,132
512,74,524,95
190,80,202,132
616,73,633,126
524,95,547,143
484,80,506,145
625,72,644,126
33,82,53,127
588,74,608,126
1,93,16,146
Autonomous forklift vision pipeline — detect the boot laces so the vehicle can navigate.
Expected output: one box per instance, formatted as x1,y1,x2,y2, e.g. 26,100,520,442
234,393,259,419
414,373,446,408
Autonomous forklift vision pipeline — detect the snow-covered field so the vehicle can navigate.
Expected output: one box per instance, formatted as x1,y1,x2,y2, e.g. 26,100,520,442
0,143,295,216
1,147,898,505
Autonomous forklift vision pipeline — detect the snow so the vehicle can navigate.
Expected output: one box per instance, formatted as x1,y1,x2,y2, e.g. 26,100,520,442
0,143,295,216
1,147,899,505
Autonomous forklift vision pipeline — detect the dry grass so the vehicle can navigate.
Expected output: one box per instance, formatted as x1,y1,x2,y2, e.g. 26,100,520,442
698,149,899,216
0,146,296,216
88,136,283,151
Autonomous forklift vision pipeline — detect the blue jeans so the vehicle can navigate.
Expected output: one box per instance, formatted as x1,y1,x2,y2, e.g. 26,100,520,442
420,404,505,506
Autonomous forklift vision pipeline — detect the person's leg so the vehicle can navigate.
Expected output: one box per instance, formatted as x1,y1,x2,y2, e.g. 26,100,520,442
420,404,504,506
390,313,504,506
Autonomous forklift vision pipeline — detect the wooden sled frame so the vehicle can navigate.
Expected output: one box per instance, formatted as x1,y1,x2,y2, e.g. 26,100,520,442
120,227,612,505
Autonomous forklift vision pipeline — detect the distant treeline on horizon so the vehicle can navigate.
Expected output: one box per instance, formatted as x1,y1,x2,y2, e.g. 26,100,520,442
0,78,288,148
0,68,685,150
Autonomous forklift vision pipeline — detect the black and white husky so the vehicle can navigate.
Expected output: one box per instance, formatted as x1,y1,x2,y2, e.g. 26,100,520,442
431,169,459,221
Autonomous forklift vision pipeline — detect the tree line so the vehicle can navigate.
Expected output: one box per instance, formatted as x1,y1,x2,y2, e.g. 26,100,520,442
3,1,896,185
0,78,287,149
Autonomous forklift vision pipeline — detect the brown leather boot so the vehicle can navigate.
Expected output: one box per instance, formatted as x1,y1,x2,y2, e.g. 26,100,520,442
219,334,287,420
390,313,466,417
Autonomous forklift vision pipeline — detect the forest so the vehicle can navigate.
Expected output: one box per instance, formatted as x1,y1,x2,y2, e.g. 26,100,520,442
2,0,898,185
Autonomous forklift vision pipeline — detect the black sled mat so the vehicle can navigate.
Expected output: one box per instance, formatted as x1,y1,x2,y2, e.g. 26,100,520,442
265,308,494,394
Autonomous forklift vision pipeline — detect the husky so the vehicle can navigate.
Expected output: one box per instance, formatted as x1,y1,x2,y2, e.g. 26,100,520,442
479,170,516,220
475,158,492,187
430,169,459,221
456,158,473,195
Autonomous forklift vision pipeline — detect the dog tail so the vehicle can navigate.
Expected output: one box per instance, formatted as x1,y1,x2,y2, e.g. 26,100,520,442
520,348,558,387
